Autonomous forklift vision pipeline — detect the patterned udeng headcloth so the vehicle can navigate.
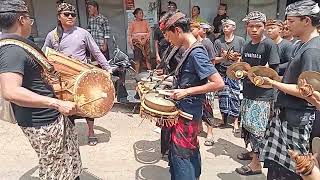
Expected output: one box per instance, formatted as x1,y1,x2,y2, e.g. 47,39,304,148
57,3,76,13
0,0,28,13
286,0,320,16
242,11,267,23
159,12,186,31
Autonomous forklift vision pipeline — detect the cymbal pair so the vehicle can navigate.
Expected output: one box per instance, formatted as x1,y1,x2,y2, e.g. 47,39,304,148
226,62,280,88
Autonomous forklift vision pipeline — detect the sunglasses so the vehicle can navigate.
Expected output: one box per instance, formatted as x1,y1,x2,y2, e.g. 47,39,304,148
62,12,76,18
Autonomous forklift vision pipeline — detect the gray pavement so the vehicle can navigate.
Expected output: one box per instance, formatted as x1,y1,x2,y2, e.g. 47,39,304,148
0,101,268,180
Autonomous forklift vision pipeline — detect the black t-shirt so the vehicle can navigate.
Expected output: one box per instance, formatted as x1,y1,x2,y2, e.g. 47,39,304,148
212,14,228,34
154,26,170,58
213,35,246,76
277,36,320,110
0,45,60,127
277,39,292,76
242,38,280,100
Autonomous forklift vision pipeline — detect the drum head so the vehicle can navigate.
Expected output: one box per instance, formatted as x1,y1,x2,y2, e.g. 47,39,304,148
298,71,320,92
74,70,115,118
248,66,281,88
144,92,176,112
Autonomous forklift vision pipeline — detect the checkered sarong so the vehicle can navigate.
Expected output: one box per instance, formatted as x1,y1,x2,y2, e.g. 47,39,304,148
260,111,315,173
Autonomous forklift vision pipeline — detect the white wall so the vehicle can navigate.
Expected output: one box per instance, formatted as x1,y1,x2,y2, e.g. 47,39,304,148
32,0,58,38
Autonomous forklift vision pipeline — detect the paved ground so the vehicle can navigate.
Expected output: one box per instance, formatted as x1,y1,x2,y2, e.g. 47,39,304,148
0,98,268,180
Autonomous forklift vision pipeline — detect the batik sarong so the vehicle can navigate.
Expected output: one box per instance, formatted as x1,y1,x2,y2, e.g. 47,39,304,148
21,116,82,180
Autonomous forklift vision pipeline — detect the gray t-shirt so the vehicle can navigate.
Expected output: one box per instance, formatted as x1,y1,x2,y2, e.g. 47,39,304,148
277,36,320,110
213,35,246,76
277,39,292,76
201,38,214,60
242,38,280,100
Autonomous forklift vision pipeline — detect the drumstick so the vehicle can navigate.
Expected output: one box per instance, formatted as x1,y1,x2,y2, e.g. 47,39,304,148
78,93,108,107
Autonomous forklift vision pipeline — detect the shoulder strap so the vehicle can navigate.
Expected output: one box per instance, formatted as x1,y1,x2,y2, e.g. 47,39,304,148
0,34,58,76
174,42,205,76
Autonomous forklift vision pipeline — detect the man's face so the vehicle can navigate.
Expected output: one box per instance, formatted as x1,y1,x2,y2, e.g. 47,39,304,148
223,24,235,35
168,4,177,12
58,11,76,27
190,26,200,37
218,5,226,16
164,27,182,46
282,24,293,38
87,5,97,16
246,21,265,39
19,14,34,38
266,24,282,40
286,16,307,37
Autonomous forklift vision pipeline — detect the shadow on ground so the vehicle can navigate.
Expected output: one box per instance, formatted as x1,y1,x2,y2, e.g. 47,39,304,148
133,139,162,164
207,138,249,166
135,165,170,180
217,171,266,180
75,122,111,146
20,166,103,180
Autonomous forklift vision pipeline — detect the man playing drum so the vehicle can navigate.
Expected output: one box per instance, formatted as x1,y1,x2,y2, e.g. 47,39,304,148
159,11,224,180
0,0,82,179
43,3,111,146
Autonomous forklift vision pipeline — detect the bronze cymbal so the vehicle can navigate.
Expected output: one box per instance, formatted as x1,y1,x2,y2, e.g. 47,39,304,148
247,66,281,89
298,71,320,92
226,62,251,80
297,71,320,97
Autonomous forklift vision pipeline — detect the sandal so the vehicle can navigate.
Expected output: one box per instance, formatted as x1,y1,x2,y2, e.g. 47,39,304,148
233,128,240,134
237,152,253,160
235,165,262,175
204,137,214,146
88,136,98,146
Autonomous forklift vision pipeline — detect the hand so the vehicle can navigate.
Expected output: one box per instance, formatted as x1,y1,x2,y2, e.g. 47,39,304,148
229,52,242,62
156,56,161,65
306,91,320,110
101,43,108,52
261,77,275,88
51,99,77,116
170,89,190,100
221,48,228,59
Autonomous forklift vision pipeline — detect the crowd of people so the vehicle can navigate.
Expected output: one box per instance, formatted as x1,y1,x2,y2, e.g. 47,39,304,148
0,0,320,180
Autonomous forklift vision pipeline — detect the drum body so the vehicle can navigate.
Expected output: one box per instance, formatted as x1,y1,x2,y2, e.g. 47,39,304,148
45,48,115,118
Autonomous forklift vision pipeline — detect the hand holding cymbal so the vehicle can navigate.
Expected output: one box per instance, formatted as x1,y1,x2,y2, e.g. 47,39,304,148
248,66,280,89
226,62,251,80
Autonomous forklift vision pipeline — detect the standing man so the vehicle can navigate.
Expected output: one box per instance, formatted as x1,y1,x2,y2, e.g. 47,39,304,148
87,0,128,103
0,0,82,179
43,3,111,146
160,11,224,180
87,0,110,60
212,3,228,39
235,11,280,176
213,19,245,134
265,19,292,76
261,1,320,179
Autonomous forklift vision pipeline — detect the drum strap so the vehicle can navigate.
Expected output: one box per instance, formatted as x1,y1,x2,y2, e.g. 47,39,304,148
0,34,59,77
173,42,206,87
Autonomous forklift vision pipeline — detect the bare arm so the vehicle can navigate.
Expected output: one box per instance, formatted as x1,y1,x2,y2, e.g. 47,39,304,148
0,72,59,109
171,73,224,100
186,72,224,95
0,72,77,115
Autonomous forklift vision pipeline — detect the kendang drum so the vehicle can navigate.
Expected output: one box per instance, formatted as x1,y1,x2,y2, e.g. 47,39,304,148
45,48,115,118
140,92,193,127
